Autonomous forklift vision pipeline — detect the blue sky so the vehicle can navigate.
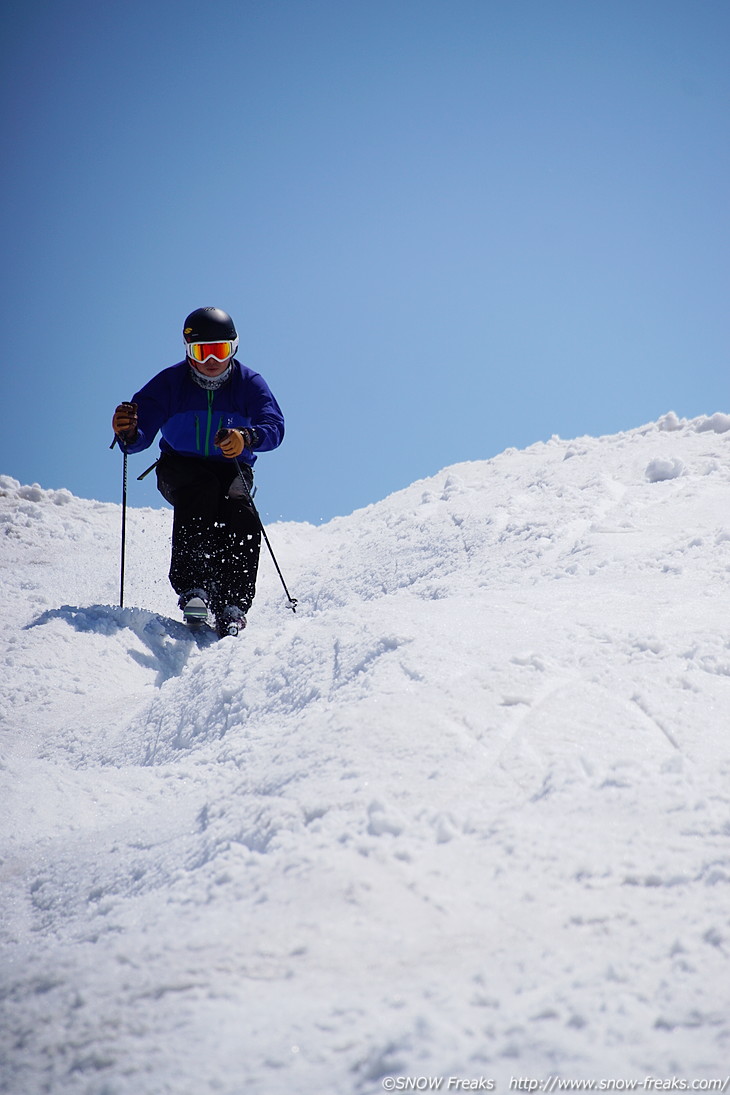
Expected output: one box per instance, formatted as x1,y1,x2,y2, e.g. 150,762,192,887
2,0,728,524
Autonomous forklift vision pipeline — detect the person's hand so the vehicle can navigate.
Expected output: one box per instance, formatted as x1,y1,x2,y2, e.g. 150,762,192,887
214,428,245,458
112,402,138,440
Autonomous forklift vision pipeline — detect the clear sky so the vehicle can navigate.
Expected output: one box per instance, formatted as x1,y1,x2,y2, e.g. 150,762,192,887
2,0,728,525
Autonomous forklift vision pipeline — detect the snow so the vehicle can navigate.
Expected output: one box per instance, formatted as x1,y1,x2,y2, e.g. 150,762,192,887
1,413,730,1094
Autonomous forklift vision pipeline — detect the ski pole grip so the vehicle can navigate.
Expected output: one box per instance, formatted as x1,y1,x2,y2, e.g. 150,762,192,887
111,402,138,448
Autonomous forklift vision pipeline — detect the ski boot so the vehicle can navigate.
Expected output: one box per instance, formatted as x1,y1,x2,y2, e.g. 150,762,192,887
216,605,247,638
179,588,209,629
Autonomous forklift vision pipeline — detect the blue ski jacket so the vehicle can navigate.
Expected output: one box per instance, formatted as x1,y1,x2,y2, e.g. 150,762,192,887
124,360,285,467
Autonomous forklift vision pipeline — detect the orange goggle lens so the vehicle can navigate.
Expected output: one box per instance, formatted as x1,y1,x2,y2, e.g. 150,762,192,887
188,340,236,363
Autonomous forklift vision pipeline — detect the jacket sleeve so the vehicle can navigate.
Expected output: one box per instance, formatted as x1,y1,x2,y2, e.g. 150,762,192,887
245,371,285,453
123,371,172,454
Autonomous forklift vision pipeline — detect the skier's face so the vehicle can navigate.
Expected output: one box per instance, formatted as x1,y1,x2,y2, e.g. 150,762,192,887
190,355,232,378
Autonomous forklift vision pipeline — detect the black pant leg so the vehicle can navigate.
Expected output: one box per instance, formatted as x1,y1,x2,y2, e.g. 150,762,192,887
215,496,261,613
157,454,225,598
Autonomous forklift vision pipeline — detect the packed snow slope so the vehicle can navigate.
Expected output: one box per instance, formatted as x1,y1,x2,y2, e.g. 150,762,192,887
2,412,730,1095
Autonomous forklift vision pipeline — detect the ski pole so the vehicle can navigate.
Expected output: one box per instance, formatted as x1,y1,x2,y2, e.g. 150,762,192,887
119,446,129,607
231,452,298,613
110,404,137,607
137,458,159,481
109,436,129,607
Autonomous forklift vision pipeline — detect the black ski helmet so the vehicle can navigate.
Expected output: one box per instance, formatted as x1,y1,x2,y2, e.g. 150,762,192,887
183,307,237,345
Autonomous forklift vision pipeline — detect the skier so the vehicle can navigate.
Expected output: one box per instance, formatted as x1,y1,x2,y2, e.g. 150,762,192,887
111,306,285,637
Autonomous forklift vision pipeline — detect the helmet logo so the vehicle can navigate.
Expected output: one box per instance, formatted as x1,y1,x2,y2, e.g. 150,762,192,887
184,327,193,335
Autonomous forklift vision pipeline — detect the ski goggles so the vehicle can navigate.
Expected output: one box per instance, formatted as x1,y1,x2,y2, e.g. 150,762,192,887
186,338,238,364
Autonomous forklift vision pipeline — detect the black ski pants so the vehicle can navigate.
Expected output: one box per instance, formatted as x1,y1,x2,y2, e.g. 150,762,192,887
156,452,261,615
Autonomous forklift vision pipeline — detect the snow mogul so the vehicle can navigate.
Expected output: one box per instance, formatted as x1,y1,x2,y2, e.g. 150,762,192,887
111,307,285,637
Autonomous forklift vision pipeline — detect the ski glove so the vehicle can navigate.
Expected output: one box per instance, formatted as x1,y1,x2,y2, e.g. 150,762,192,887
112,402,138,441
214,427,259,458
